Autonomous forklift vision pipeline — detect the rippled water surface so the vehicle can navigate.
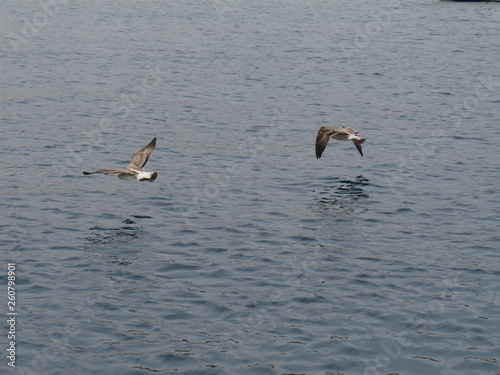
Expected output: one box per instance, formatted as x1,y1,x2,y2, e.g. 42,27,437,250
2,1,500,374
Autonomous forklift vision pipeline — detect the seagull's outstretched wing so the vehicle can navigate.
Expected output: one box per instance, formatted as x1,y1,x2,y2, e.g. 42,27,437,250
127,137,156,171
83,169,132,175
352,139,365,157
316,127,335,159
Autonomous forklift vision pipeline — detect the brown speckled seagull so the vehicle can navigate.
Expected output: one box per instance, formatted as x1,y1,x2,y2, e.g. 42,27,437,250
315,126,366,159
83,137,158,181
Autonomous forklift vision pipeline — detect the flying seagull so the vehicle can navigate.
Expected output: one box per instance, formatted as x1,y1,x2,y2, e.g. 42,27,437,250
315,126,366,159
83,137,158,181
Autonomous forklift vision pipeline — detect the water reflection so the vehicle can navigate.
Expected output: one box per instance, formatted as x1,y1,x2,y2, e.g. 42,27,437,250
314,175,369,217
84,218,145,285
85,218,143,249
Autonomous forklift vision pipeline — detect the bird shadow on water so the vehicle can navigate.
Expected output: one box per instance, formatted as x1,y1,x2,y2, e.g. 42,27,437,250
313,175,370,218
82,217,156,294
86,219,143,247
83,216,151,269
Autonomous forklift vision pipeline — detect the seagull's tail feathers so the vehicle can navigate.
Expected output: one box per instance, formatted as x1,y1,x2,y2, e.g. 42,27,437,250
137,171,158,182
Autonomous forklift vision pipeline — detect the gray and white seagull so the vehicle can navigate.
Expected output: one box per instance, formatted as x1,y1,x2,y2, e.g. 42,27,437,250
83,137,158,181
315,126,366,159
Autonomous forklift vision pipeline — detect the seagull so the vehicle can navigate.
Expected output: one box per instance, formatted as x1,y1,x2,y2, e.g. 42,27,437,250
315,126,366,159
83,137,158,181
